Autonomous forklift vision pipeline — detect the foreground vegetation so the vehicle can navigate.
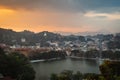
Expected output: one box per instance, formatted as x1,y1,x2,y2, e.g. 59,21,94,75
1,47,120,80
0,48,35,80
50,70,101,80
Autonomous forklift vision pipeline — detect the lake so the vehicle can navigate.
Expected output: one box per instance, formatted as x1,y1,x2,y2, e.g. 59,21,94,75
32,58,100,80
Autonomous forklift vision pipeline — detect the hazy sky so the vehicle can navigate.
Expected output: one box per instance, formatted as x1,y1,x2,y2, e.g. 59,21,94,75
0,0,120,33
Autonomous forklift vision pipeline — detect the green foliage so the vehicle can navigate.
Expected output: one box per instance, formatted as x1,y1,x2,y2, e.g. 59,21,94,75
50,70,73,80
29,50,67,60
98,76,106,80
71,49,99,58
50,70,101,80
115,76,120,80
73,71,82,80
85,49,99,58
50,74,58,80
83,73,99,80
60,70,73,80
0,48,35,80
71,49,120,60
100,61,120,80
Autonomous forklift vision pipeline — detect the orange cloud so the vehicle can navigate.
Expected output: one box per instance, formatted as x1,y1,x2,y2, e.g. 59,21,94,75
0,8,15,15
0,9,84,33
0,8,109,33
0,8,16,22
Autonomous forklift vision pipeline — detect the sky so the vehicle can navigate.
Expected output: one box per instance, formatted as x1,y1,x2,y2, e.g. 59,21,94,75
0,0,120,33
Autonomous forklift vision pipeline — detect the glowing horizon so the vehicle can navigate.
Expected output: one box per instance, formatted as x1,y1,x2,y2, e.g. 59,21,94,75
0,8,95,33
0,0,120,33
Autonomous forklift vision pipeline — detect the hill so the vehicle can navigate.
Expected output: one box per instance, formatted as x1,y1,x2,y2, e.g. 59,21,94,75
0,28,85,46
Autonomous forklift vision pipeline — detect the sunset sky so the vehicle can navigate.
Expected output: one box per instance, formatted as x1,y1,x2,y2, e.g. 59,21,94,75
0,0,120,33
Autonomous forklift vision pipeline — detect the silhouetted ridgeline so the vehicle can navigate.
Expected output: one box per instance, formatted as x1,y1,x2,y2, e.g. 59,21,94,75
0,28,85,46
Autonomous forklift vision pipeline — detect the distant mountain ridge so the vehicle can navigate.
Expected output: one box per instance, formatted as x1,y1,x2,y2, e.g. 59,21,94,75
55,30,111,36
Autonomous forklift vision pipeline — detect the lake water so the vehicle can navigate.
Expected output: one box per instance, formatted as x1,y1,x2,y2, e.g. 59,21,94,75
32,58,100,80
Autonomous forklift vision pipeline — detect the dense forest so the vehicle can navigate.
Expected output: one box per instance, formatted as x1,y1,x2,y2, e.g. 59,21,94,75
0,48,35,80
29,50,67,60
71,50,120,60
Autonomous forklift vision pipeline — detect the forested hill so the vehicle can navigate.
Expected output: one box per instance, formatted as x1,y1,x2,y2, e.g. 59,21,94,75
0,28,85,46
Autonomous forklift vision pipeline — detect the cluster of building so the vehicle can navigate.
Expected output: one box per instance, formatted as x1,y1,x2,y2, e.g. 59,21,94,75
0,33,120,57
0,38,108,53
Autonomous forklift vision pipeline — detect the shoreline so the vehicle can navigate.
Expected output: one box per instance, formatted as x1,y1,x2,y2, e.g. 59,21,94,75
70,56,120,61
30,57,63,63
30,56,120,63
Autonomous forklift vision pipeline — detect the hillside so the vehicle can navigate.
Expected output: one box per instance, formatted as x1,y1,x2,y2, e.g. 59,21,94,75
0,28,85,46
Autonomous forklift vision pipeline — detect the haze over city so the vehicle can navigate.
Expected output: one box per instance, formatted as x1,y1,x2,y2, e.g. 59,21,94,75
0,0,120,33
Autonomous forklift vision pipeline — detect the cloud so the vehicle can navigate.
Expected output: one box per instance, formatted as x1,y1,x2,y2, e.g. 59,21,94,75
0,0,120,13
84,11,120,20
0,0,120,33
0,0,77,13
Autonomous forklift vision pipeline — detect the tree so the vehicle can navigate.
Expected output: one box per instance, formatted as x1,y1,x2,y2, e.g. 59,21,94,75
60,70,73,80
50,74,58,80
73,71,82,80
100,61,120,80
0,48,35,80
83,73,99,80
